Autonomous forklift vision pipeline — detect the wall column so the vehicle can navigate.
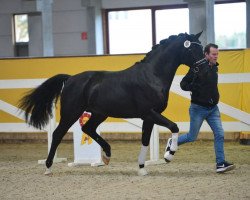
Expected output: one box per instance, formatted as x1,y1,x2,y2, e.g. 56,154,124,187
83,0,104,54
28,13,43,57
246,0,250,48
37,0,54,56
185,0,215,46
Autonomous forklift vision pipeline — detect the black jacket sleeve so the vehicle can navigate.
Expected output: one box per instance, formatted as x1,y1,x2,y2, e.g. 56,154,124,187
180,69,195,91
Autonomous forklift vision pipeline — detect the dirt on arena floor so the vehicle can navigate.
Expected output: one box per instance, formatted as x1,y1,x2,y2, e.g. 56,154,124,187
0,140,249,200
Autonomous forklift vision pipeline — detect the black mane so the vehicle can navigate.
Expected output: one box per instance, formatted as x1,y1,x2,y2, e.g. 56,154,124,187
141,33,189,63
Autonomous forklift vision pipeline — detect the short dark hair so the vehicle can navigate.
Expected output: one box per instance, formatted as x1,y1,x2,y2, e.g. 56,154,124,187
204,43,218,54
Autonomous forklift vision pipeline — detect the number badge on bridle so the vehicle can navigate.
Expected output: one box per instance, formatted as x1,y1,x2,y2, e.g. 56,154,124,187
184,40,191,48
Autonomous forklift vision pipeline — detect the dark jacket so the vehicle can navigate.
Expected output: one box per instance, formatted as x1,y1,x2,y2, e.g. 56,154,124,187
180,62,220,107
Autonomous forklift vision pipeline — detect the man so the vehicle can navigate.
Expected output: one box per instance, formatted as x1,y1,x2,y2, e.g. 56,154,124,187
164,43,235,173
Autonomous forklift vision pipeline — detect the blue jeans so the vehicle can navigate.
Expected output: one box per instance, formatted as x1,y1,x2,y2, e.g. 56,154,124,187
178,103,225,164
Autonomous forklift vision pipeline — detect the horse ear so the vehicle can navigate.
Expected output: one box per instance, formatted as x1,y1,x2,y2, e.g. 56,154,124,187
194,31,203,39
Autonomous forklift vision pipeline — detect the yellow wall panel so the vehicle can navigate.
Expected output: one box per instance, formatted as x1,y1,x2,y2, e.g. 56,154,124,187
0,111,23,123
162,92,190,121
0,89,29,106
219,84,242,109
0,50,249,125
244,49,250,72
220,113,237,121
0,55,145,79
0,89,30,123
242,83,250,113
175,64,189,75
218,50,244,73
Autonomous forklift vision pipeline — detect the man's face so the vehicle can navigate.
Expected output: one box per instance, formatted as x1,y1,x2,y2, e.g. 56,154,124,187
205,47,219,65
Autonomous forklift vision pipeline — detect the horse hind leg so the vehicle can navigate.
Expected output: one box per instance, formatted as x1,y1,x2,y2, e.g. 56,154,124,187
44,81,89,175
44,120,74,175
81,113,110,164
45,108,84,175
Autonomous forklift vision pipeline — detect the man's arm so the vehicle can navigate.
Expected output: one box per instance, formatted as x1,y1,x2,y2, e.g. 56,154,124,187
180,69,195,91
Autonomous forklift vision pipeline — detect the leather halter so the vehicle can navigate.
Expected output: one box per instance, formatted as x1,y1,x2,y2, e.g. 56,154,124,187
183,40,207,73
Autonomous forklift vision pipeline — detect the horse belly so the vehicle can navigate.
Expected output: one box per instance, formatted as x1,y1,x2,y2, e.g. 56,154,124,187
95,95,140,118
92,91,165,118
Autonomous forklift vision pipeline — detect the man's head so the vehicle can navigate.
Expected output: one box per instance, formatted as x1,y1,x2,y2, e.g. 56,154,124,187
204,43,219,65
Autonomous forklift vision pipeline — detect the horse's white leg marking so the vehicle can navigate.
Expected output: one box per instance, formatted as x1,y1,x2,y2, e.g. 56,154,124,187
138,145,148,166
138,145,149,176
164,133,178,162
170,132,178,151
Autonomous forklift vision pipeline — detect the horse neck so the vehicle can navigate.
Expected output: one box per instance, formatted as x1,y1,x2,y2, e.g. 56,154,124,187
149,49,180,88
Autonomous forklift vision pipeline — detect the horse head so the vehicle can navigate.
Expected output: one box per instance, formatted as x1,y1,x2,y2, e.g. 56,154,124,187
178,32,206,70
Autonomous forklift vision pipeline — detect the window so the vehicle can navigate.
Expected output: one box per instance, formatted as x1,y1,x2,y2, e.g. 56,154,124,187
155,8,189,44
214,2,246,49
105,5,189,54
108,9,152,54
105,2,246,54
13,14,29,56
14,14,29,43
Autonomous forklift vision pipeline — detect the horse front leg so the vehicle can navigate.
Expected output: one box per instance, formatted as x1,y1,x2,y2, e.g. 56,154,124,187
147,109,179,162
138,120,154,176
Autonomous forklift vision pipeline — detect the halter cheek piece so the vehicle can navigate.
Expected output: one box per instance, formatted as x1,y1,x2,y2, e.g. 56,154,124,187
183,40,207,73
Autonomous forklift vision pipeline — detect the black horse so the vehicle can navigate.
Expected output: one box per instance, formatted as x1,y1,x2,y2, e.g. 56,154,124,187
19,32,205,175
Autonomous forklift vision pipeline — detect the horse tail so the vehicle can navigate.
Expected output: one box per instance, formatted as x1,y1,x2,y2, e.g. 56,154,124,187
19,74,71,129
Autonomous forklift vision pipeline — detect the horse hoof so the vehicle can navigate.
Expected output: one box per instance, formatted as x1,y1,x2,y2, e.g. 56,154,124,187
138,168,148,176
102,154,110,165
164,151,174,162
44,168,52,176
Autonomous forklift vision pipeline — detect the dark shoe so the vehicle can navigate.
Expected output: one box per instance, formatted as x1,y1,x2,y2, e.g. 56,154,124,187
216,161,235,173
